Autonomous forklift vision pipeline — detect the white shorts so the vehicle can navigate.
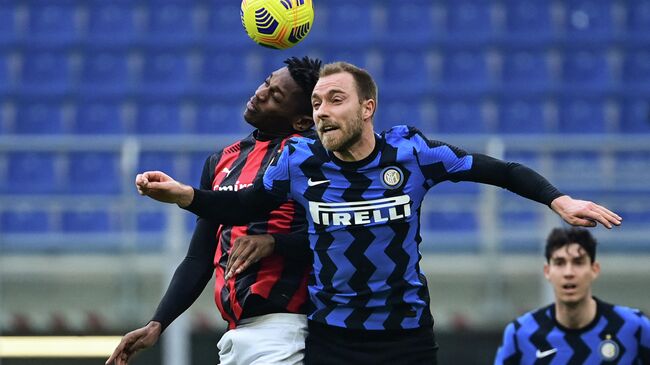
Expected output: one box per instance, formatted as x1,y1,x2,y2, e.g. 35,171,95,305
217,313,307,365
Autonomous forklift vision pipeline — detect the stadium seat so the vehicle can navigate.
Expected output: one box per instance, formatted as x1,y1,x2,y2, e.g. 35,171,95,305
425,211,478,231
134,101,184,134
502,0,553,42
564,0,614,40
199,51,256,99
619,99,650,133
625,1,650,39
61,210,114,232
558,99,606,133
66,152,121,194
26,1,78,44
19,49,71,95
436,99,487,134
194,102,246,134
205,3,250,48
500,49,550,91
504,151,543,171
15,101,66,134
383,3,435,45
145,3,198,45
6,152,61,194
0,52,10,94
380,51,432,96
444,1,493,41
74,101,127,134
552,151,603,185
374,101,423,134
137,211,166,232
188,151,213,186
138,151,179,179
139,50,191,95
80,51,131,96
86,2,139,45
441,50,489,93
0,3,18,45
498,99,547,134
561,49,611,90
319,3,377,45
621,49,650,89
1,210,50,233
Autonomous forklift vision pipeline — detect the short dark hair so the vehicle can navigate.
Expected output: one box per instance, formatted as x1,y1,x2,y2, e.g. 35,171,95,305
319,62,378,116
545,227,597,263
285,56,322,114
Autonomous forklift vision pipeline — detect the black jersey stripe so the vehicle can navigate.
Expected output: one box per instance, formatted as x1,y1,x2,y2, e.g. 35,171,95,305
529,307,557,365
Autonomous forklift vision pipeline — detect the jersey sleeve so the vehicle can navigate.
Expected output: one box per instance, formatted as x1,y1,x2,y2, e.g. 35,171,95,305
638,311,650,362
494,322,521,365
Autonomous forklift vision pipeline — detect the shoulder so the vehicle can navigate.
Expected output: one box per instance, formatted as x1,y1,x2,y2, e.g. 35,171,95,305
510,305,553,334
606,301,650,326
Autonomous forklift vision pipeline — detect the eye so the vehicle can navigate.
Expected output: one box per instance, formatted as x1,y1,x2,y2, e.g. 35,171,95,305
312,101,321,109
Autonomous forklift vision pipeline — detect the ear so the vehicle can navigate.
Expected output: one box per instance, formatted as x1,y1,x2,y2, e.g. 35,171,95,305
292,115,314,132
592,261,601,279
362,99,376,121
543,263,551,280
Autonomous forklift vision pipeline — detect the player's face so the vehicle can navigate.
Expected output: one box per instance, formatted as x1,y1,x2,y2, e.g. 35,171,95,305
311,72,367,152
544,243,600,306
244,67,305,134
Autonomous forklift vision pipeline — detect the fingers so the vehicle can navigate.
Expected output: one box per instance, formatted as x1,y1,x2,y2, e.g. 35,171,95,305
106,337,133,365
226,241,257,280
573,203,622,229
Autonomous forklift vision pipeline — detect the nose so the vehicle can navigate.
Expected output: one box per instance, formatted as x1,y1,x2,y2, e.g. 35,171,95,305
314,102,329,122
255,84,269,101
562,263,576,277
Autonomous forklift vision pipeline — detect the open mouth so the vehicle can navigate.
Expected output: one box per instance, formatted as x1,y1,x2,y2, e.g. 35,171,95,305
562,284,577,290
320,125,339,134
246,98,258,112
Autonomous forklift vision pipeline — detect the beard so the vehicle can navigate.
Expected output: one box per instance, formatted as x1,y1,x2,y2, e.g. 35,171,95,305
319,110,364,152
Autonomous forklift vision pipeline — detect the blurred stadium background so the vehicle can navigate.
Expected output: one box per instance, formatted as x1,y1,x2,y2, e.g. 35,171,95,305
0,0,649,364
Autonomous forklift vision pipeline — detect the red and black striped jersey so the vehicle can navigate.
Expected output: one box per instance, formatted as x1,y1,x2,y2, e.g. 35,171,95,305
201,131,311,329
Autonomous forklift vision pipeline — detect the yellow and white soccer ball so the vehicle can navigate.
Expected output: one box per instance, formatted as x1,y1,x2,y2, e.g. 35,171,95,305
241,0,314,49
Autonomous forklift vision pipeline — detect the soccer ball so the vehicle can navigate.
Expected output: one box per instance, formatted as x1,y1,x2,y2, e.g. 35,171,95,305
240,0,314,49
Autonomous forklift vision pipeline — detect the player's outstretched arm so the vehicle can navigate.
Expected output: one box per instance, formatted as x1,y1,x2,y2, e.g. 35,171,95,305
550,195,622,229
105,321,161,365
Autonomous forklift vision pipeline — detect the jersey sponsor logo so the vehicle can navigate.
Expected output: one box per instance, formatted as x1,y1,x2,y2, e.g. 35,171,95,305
599,336,619,361
308,195,411,226
307,178,330,187
214,181,253,191
381,167,403,189
535,348,558,359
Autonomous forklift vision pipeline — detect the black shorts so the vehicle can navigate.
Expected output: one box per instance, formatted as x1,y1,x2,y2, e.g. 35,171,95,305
304,320,438,365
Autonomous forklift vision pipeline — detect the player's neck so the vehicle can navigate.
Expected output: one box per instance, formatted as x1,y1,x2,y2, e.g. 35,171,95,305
255,129,293,141
555,295,597,329
332,127,376,162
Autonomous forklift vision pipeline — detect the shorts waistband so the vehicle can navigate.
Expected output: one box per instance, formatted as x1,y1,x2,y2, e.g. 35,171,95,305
238,313,307,327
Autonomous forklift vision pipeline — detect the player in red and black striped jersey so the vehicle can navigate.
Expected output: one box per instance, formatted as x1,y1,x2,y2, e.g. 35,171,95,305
107,56,322,365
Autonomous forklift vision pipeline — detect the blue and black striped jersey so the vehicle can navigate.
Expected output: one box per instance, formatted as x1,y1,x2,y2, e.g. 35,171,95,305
494,298,650,365
262,125,474,330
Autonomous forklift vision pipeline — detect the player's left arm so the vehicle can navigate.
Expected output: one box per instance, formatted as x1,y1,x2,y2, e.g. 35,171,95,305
493,322,522,365
410,127,621,228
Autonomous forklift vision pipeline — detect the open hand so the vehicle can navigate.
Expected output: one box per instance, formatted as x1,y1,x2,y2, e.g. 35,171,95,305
106,321,162,365
551,195,622,229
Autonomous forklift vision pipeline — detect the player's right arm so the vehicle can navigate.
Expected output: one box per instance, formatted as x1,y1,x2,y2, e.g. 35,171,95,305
494,322,521,365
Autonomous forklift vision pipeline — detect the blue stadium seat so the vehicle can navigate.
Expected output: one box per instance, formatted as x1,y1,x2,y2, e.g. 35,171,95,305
552,151,603,184
74,101,127,134
375,101,423,134
139,50,191,95
383,3,435,45
502,0,553,42
137,211,166,232
622,49,650,89
564,0,614,40
561,49,611,90
86,2,138,45
319,3,377,45
189,151,213,186
205,3,250,48
194,103,246,134
19,49,71,94
15,102,66,134
498,99,546,134
1,210,50,233
558,99,606,133
135,101,183,134
430,181,480,194
381,51,432,96
80,51,131,95
444,1,493,41
138,151,178,178
26,1,78,44
6,152,61,194
619,99,650,133
504,151,542,171
501,49,550,91
67,152,121,194
441,50,489,93
626,1,650,39
145,3,197,44
0,3,18,45
0,52,9,94
425,211,478,232
437,99,487,133
61,210,114,232
199,51,256,99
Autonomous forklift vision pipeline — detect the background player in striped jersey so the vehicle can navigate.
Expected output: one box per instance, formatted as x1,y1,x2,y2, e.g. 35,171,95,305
494,228,650,364
134,61,622,364
106,56,321,365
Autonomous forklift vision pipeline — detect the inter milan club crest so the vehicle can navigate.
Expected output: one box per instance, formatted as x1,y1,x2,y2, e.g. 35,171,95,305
381,167,404,189
599,335,620,361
